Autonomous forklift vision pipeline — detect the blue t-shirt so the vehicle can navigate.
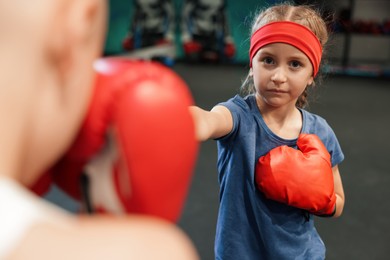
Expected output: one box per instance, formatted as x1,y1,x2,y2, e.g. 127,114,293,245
215,95,344,260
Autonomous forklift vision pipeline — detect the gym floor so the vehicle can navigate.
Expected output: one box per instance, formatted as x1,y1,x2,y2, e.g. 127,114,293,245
46,62,390,260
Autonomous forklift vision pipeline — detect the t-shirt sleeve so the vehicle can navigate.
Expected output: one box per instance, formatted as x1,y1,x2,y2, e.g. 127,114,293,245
305,114,345,167
216,95,247,141
324,124,344,167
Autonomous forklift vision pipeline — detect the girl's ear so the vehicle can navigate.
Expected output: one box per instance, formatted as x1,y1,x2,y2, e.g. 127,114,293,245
307,76,314,86
249,68,253,77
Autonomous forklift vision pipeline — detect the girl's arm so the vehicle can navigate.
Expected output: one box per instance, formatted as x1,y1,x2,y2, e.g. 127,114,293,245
332,165,345,218
189,105,233,141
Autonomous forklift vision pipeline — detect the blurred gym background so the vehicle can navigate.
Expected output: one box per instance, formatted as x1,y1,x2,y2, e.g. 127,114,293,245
46,0,390,259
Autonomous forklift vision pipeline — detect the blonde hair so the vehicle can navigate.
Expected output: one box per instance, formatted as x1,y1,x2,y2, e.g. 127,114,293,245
241,3,329,108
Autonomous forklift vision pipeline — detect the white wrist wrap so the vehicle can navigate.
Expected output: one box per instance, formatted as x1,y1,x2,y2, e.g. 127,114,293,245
0,177,70,258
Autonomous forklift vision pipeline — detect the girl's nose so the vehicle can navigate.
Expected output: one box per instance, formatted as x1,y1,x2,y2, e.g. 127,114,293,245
270,67,287,84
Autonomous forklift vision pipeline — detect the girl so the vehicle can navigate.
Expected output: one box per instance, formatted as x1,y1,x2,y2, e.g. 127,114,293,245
190,3,345,259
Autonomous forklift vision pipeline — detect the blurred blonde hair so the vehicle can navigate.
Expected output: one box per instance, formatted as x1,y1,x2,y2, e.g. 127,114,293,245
241,3,329,108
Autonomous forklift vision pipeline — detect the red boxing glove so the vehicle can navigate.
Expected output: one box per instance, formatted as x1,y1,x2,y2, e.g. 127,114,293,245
255,134,336,216
35,58,198,222
122,36,134,51
224,42,236,58
183,40,202,55
155,38,172,46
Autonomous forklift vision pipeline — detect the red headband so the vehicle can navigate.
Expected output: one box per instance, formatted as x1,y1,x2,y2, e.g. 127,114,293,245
249,21,322,76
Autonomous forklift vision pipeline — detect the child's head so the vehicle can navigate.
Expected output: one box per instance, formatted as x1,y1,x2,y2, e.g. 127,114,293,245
0,0,107,185
241,3,329,108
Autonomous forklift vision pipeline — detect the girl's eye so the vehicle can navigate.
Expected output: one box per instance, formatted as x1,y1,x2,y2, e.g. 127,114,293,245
262,57,274,65
290,60,302,68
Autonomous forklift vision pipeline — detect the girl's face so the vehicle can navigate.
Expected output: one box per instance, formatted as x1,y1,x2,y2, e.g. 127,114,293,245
250,43,314,109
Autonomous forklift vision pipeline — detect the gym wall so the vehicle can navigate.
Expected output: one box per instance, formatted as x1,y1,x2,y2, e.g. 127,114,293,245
104,0,274,63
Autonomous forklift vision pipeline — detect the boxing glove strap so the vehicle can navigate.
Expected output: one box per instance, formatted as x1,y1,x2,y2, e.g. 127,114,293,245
79,172,94,214
315,204,336,218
